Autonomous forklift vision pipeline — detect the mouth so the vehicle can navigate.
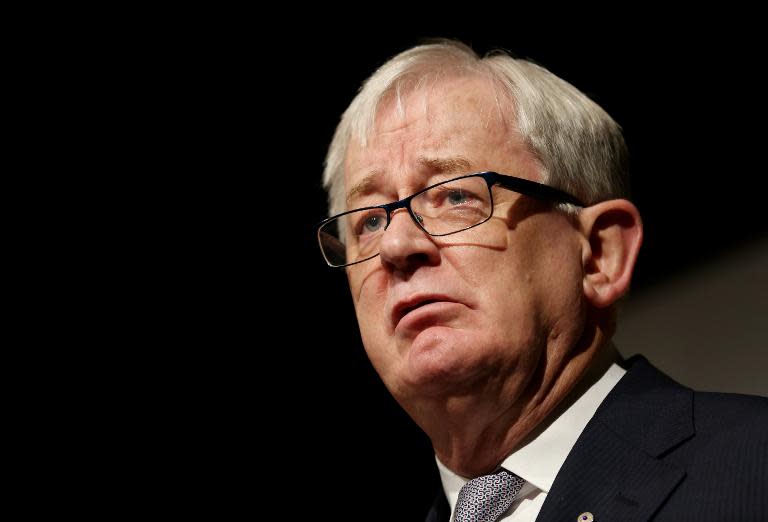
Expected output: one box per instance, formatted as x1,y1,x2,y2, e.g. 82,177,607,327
391,295,458,330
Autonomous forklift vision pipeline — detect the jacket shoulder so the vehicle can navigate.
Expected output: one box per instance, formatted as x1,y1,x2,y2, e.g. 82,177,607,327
688,390,768,450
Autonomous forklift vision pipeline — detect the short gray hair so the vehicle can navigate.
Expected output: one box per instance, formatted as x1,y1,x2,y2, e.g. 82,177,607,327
322,40,629,217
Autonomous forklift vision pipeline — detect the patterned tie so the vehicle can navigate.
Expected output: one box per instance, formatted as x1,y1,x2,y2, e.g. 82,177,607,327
454,469,525,522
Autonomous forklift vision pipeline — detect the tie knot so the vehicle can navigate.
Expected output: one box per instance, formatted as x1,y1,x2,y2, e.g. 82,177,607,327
454,470,525,522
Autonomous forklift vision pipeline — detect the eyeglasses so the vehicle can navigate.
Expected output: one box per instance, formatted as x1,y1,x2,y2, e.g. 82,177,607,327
316,171,585,268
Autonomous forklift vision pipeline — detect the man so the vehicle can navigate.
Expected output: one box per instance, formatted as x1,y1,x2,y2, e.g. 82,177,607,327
316,40,767,521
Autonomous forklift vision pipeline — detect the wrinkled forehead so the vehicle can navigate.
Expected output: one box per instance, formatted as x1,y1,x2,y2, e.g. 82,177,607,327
373,74,512,144
343,76,519,185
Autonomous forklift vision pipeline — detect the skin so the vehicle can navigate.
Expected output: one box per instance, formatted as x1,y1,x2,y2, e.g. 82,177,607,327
342,75,642,477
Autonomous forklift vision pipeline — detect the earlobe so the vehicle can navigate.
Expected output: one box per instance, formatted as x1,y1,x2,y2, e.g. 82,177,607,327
580,199,643,308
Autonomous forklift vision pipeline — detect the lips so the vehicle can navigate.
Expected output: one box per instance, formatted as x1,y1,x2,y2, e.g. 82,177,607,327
391,294,459,330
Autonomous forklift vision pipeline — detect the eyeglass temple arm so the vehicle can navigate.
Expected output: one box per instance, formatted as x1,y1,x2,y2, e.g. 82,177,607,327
493,173,585,207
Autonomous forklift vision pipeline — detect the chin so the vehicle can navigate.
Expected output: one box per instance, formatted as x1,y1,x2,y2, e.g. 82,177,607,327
396,327,484,397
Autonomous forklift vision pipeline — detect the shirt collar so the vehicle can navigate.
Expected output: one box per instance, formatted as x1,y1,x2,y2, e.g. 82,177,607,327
499,361,625,492
436,354,625,506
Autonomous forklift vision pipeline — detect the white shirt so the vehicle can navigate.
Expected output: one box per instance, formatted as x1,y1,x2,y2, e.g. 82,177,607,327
437,362,626,522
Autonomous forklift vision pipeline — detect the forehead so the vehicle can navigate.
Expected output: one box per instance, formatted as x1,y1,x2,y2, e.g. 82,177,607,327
343,75,536,198
371,75,509,151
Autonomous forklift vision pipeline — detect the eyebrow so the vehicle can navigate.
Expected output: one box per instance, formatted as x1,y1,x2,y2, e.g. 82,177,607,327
346,171,384,207
417,155,473,174
345,155,474,207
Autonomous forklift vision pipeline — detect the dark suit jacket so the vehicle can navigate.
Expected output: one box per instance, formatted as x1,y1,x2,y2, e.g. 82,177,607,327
425,356,768,521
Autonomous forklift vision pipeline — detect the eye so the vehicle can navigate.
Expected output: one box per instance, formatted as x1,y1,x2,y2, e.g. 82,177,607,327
447,189,468,205
353,209,387,237
363,215,383,233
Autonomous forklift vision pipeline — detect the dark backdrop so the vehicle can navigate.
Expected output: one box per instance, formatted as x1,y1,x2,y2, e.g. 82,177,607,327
275,29,765,520
157,24,766,520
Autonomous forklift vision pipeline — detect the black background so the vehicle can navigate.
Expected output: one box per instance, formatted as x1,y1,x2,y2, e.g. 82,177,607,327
143,21,767,519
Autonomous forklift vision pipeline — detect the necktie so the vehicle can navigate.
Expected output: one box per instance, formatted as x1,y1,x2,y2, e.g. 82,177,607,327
454,469,525,522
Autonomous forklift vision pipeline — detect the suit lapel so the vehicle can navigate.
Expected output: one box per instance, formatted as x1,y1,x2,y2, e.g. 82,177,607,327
424,489,449,522
536,357,694,522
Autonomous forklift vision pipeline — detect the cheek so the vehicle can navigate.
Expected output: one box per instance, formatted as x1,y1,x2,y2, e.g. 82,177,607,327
452,223,575,329
348,266,383,307
354,285,404,388
508,229,584,332
349,269,389,341
448,244,536,337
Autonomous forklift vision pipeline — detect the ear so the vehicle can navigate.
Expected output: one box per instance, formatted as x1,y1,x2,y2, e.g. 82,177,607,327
579,199,643,308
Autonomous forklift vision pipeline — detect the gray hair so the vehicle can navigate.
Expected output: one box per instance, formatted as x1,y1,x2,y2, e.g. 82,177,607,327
322,40,629,217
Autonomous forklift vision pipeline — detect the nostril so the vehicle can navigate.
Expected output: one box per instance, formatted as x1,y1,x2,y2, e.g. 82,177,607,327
404,252,433,270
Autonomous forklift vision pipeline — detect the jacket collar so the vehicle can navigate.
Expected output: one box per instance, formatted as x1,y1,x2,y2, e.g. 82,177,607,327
536,355,693,521
425,356,695,522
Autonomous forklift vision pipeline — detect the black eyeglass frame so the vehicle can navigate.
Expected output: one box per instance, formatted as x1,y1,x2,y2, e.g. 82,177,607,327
316,171,586,268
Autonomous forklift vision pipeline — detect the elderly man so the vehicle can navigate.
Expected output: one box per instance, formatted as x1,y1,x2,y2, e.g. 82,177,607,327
316,40,767,521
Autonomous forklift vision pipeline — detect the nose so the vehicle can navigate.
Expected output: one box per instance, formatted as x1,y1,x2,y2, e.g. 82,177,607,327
378,208,440,273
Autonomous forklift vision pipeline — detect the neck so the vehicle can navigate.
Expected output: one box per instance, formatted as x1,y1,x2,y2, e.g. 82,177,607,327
418,327,619,477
